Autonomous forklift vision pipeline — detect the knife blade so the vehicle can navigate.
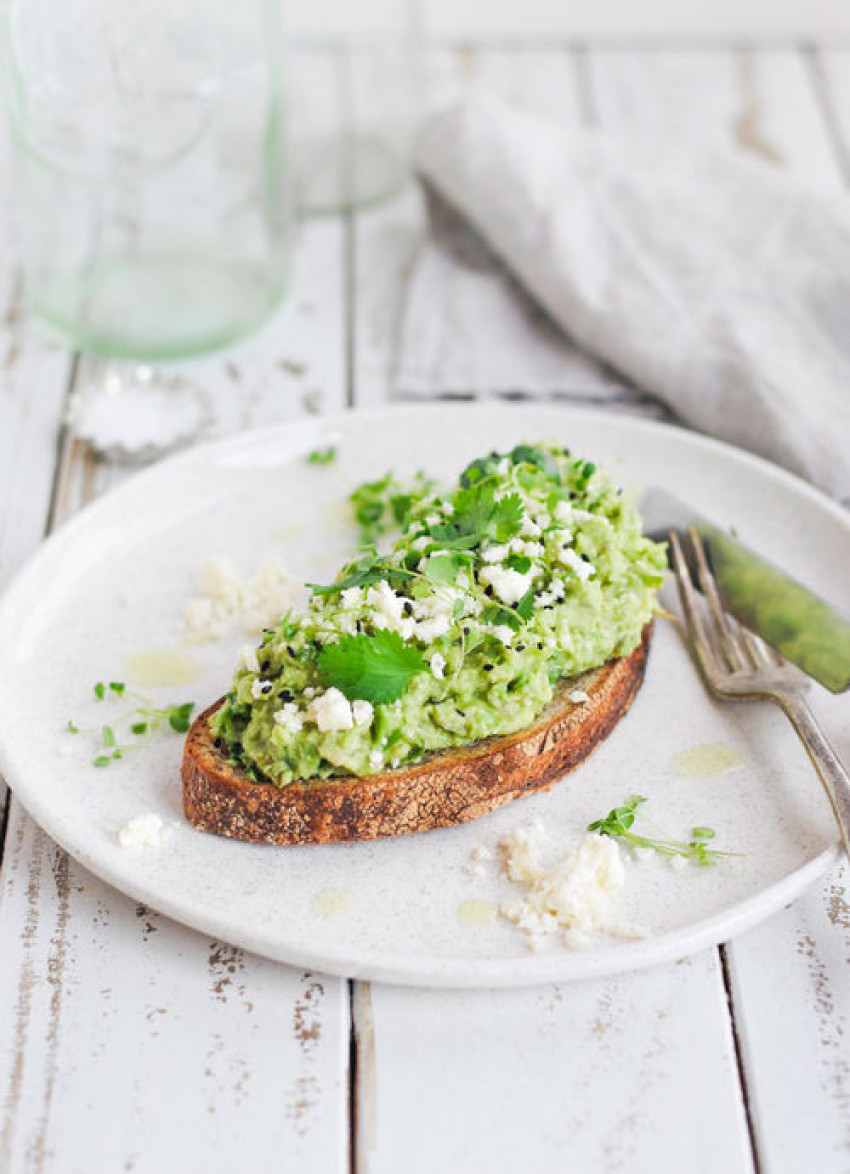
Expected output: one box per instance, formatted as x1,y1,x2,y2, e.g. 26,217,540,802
639,488,850,694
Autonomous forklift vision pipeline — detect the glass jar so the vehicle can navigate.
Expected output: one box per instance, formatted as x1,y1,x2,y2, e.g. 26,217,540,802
2,0,293,360
288,0,422,213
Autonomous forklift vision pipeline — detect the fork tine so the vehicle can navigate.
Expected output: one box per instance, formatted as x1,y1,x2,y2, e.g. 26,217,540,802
688,528,751,671
669,532,717,677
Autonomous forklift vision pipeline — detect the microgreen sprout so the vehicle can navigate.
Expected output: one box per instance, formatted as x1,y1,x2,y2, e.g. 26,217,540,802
70,682,196,769
587,795,740,866
307,446,337,466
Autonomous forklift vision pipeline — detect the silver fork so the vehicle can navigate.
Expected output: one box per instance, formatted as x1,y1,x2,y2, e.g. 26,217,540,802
669,528,850,859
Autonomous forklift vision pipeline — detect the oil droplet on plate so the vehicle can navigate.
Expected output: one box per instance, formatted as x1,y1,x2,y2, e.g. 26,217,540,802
124,649,203,689
457,898,497,927
312,888,355,919
672,743,744,779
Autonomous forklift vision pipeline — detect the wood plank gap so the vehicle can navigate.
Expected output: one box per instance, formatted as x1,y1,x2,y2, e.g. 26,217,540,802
719,943,764,1174
41,352,81,537
805,48,850,188
425,35,836,53
570,46,598,127
344,212,357,411
347,979,358,1174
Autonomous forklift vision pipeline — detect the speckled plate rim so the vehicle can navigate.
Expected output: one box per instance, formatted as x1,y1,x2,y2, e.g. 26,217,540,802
0,403,844,988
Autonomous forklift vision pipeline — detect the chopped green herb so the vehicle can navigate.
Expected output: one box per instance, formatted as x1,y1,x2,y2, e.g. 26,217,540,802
167,702,195,733
92,755,112,768
101,725,116,748
67,720,79,735
93,682,106,701
131,721,148,736
108,681,125,695
318,630,427,704
307,446,337,466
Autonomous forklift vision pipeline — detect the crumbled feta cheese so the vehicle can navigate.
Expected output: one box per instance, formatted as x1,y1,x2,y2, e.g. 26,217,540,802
481,543,511,564
240,644,260,673
499,825,645,950
554,500,574,525
310,688,354,732
251,678,273,700
415,615,451,643
521,517,542,539
118,813,169,849
479,564,534,605
510,538,543,559
367,580,416,639
485,623,515,646
430,653,447,679
352,700,374,727
368,749,383,770
186,555,300,641
274,703,304,733
559,547,595,582
340,586,365,609
537,577,567,609
568,689,590,704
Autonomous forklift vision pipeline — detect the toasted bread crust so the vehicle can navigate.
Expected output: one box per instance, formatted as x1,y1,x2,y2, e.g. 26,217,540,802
182,623,652,845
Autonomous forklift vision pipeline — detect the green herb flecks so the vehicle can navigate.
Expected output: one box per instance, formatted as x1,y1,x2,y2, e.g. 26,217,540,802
73,682,196,769
350,471,436,546
587,795,739,866
317,630,427,704
307,446,337,466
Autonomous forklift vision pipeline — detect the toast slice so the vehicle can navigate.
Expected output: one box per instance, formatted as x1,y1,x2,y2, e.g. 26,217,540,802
182,623,652,845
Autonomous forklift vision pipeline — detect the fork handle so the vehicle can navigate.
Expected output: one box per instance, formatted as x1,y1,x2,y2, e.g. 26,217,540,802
779,695,850,860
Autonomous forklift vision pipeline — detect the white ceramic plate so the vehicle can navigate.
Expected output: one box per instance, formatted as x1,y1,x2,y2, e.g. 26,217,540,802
0,405,846,987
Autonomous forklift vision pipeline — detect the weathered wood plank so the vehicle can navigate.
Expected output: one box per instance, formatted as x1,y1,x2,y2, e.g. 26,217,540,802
359,955,753,1174
0,63,352,1171
350,46,754,1174
0,805,348,1174
587,46,850,1174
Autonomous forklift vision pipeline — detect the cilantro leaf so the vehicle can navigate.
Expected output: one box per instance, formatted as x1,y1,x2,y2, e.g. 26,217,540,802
422,552,467,586
427,484,524,552
317,631,427,703
309,552,414,597
167,702,195,733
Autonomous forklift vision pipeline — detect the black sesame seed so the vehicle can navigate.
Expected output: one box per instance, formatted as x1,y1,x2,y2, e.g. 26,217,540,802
213,737,222,749
279,689,293,702
516,644,526,652
260,659,270,672
261,683,273,694
462,626,470,635
456,708,466,717
537,641,544,649
483,663,494,671
356,620,363,633
287,645,295,656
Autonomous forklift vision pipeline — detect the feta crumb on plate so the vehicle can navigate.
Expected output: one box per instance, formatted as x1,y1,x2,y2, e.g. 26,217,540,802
499,823,646,951
185,554,300,642
117,813,170,850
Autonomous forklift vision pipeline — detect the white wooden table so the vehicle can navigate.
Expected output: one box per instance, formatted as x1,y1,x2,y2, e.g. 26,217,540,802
1,45,849,1174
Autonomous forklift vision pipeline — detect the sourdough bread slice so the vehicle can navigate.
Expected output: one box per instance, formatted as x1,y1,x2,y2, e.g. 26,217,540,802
182,623,652,845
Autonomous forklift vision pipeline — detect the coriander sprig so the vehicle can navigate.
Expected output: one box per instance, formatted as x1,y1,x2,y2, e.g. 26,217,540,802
68,682,196,768
587,795,740,866
306,446,337,466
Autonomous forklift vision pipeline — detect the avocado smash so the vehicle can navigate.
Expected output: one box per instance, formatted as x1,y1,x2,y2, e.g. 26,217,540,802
211,444,667,785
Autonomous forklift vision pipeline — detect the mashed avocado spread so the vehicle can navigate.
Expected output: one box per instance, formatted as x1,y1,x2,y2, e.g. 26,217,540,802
211,443,667,785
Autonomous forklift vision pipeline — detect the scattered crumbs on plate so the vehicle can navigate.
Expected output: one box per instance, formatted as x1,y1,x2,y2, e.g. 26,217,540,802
184,554,301,643
568,689,590,704
457,898,497,927
117,813,171,850
124,649,202,689
499,822,646,952
671,743,744,779
311,888,355,919
465,844,493,878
